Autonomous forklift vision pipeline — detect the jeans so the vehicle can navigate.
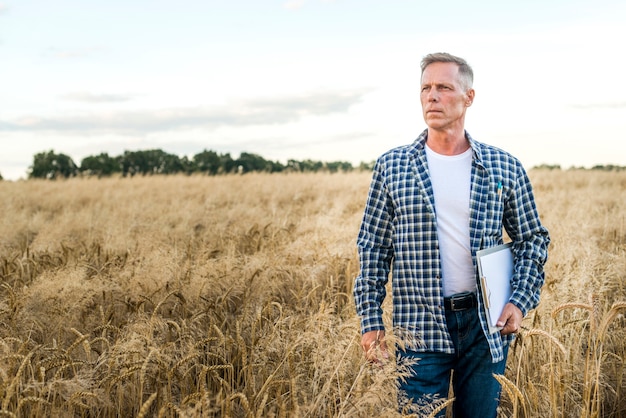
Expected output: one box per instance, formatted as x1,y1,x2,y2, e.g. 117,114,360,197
397,307,508,418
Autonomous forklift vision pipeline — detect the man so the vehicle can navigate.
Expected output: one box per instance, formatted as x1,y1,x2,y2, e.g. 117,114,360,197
353,52,550,417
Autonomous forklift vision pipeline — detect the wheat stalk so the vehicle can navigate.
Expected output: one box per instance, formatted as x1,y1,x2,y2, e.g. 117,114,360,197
552,302,593,318
523,328,567,356
168,353,199,379
52,359,91,380
66,328,91,357
2,346,37,410
69,391,98,409
90,336,110,354
426,397,455,418
137,392,158,418
597,301,626,341
182,391,206,407
16,396,49,413
157,401,184,418
139,348,157,404
150,290,182,324
109,365,143,388
227,392,251,417
494,373,528,417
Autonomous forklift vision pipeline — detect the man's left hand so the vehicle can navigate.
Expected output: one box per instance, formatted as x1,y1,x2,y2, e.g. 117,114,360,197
497,303,523,335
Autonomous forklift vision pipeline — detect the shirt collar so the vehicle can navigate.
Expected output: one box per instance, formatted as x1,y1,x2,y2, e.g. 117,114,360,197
410,129,484,165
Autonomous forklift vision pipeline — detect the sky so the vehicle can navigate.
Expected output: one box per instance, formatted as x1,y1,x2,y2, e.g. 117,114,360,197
1,0,626,180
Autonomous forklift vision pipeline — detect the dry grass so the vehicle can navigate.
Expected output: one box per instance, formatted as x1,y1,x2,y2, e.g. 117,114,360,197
0,170,624,417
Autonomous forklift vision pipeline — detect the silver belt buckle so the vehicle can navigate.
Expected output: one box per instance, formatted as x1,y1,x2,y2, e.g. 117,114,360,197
449,295,461,311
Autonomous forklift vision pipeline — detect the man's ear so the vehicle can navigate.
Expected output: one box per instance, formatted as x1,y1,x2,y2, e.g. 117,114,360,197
466,89,475,107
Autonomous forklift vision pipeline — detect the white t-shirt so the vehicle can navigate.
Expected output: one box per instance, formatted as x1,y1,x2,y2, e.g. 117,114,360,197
425,144,476,297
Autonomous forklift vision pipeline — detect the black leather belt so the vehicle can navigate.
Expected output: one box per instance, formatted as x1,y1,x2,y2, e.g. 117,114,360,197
444,292,477,311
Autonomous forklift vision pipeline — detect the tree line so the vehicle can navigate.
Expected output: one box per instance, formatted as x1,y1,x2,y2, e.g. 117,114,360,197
21,149,373,180
0,151,623,181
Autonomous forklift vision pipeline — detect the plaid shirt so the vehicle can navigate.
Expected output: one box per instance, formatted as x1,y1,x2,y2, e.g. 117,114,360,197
354,130,550,362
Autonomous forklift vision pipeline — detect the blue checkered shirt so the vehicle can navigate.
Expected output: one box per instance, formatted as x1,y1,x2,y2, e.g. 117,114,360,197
354,130,550,362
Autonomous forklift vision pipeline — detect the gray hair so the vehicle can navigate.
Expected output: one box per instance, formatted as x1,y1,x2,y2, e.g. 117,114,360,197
420,52,474,91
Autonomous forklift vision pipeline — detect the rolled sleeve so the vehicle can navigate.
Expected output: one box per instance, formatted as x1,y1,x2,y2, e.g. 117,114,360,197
505,167,550,316
354,161,394,334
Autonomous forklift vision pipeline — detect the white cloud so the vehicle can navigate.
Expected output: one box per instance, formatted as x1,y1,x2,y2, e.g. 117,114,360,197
0,89,370,135
62,92,134,103
569,102,626,110
283,0,338,10
44,46,106,59
283,0,307,10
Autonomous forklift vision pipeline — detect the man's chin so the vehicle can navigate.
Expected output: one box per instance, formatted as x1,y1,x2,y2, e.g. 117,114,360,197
425,121,447,130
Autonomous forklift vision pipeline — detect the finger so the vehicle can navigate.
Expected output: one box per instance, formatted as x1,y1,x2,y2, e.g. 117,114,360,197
362,339,376,358
366,340,381,356
365,347,379,363
500,321,519,335
496,312,510,329
365,343,389,364
362,340,376,355
379,344,389,360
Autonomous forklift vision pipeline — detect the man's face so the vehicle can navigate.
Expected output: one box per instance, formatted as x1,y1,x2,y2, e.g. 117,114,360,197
420,62,474,131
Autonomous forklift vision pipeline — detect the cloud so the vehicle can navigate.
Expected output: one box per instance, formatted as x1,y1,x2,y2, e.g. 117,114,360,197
45,46,106,59
570,102,626,110
283,0,307,10
62,92,133,103
283,0,336,9
0,89,370,135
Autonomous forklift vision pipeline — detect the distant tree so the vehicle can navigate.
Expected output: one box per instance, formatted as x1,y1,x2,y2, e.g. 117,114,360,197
179,156,195,175
342,161,354,172
0,171,3,181
265,160,285,173
219,153,237,174
325,161,353,173
29,150,78,179
80,152,120,177
119,149,183,176
120,150,146,177
286,159,301,172
284,159,329,172
193,150,222,175
236,152,274,173
25,147,380,179
592,164,625,171
533,164,561,171
299,159,324,172
153,150,184,174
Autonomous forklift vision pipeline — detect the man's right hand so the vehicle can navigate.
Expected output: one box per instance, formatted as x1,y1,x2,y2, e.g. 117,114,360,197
360,330,388,365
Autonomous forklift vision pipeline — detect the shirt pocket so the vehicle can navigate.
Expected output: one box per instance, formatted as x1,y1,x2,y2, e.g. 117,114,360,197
482,185,506,244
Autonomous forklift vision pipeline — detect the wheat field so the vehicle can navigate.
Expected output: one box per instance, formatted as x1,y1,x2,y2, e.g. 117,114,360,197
0,170,624,417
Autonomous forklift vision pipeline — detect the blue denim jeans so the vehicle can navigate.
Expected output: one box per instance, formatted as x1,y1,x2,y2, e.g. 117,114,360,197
397,307,508,417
